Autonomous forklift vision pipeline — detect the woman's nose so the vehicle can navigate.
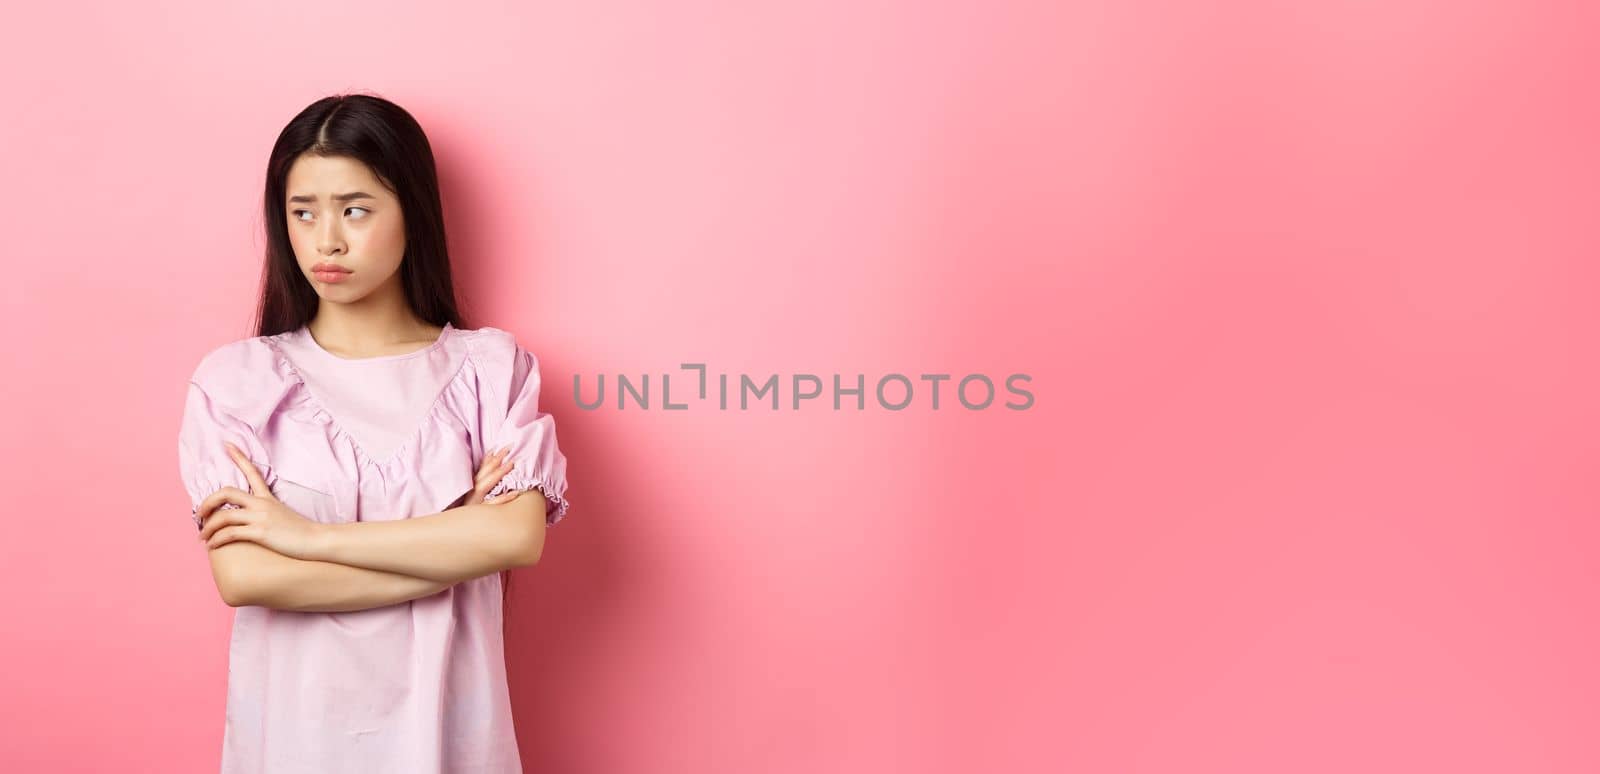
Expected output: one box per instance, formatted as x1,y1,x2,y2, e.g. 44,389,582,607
318,222,345,254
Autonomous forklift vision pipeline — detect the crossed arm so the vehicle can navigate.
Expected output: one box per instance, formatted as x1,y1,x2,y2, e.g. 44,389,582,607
209,495,547,613
208,542,455,612
202,446,549,613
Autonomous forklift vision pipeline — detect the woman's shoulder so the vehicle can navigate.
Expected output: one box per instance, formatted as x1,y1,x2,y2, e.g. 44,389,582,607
186,334,298,414
453,324,536,362
452,325,545,403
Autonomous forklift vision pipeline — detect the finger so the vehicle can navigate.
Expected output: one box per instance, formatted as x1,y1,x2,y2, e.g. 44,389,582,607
200,506,254,543
475,446,510,482
486,490,523,505
197,493,254,529
475,458,516,499
472,452,495,486
197,487,256,524
477,446,506,471
486,457,513,487
489,457,513,486
224,443,273,498
199,508,243,543
469,480,494,504
205,524,251,550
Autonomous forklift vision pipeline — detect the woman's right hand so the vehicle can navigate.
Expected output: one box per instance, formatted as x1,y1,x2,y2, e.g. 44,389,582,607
467,445,525,506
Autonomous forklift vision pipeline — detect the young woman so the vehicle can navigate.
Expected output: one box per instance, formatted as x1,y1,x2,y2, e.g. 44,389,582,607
177,93,570,773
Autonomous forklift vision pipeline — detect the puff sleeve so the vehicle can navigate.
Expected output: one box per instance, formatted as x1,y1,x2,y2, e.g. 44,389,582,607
483,346,571,526
177,379,279,531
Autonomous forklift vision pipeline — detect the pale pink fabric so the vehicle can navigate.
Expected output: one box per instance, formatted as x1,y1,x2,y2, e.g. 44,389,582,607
177,322,570,773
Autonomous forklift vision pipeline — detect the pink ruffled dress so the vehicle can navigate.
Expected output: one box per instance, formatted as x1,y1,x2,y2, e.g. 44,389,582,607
176,322,570,773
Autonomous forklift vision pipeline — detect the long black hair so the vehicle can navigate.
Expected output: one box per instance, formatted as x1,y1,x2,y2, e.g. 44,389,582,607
254,92,463,337
253,92,519,604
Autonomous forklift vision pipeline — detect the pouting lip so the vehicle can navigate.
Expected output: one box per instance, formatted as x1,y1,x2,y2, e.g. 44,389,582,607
311,262,352,273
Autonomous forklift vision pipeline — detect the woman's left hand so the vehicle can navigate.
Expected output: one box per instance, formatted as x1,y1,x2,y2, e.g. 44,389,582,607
195,442,327,559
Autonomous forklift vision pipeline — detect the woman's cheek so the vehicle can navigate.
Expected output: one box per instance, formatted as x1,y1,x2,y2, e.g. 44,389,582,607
376,216,406,257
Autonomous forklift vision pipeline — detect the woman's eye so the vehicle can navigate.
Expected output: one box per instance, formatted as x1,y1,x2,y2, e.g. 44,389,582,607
291,207,369,222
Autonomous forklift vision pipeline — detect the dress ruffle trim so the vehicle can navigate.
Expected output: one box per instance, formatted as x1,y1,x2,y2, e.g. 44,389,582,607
260,331,475,474
253,327,569,526
485,463,572,526
189,461,280,531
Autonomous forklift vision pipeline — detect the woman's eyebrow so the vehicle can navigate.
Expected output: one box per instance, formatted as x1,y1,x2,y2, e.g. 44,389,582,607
287,191,377,203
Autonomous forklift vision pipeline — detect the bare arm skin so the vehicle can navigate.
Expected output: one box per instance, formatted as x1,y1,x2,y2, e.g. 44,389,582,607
209,542,451,612
201,446,521,611
310,493,547,585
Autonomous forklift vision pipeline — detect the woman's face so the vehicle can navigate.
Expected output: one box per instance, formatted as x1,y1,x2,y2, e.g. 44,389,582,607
283,154,407,302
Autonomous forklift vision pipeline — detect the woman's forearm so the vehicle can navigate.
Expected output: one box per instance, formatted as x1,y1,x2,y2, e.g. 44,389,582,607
309,498,544,585
215,542,453,612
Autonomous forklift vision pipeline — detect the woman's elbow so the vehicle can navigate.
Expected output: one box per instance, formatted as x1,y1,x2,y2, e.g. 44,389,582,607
504,494,548,567
215,569,252,607
207,545,263,606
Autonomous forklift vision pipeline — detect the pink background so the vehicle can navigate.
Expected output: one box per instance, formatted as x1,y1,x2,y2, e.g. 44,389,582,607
2,1,1597,771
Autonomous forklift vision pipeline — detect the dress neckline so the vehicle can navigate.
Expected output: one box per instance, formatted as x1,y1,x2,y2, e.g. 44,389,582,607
264,323,472,470
300,321,454,363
